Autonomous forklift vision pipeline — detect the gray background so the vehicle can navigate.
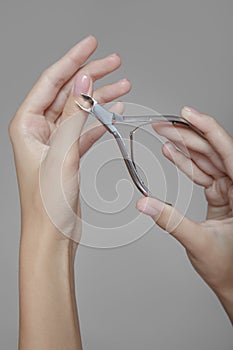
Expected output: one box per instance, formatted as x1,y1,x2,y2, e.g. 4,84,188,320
1,0,233,349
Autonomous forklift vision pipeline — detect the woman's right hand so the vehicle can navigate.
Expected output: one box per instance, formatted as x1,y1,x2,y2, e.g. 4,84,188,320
137,107,233,324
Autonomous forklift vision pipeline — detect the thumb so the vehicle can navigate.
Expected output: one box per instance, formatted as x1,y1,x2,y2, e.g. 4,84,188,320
45,73,92,175
136,197,204,253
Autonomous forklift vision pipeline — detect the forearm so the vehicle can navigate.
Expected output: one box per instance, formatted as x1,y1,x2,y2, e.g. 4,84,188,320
19,225,82,350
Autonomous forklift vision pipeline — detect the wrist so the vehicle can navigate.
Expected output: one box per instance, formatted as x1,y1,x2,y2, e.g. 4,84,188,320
20,222,78,260
19,224,81,349
20,199,78,266
20,189,81,245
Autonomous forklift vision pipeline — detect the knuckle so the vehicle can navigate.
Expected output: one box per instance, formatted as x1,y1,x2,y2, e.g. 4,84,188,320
61,85,71,100
203,144,214,158
41,67,66,89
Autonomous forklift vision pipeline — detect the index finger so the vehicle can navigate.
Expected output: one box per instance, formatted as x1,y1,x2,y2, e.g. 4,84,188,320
181,107,233,179
21,35,98,114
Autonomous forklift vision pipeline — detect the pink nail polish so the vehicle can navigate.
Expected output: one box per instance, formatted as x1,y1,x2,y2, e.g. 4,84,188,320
108,53,119,58
137,198,164,217
73,73,91,96
139,205,159,217
80,35,96,44
182,106,201,120
183,106,199,113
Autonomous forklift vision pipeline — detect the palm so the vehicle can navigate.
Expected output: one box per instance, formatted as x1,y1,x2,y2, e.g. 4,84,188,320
22,112,54,149
205,176,233,220
186,227,233,295
185,168,233,294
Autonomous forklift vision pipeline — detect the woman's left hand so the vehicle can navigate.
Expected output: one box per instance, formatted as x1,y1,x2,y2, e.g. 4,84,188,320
9,35,131,243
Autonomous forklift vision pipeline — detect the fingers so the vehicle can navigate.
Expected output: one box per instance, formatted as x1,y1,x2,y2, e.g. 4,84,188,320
163,142,213,187
77,77,130,155
93,78,131,104
45,79,73,122
21,35,98,114
186,149,225,179
46,70,130,178
79,79,131,157
77,79,130,156
181,107,233,179
136,196,205,253
79,122,105,158
58,72,92,125
46,73,92,169
59,53,122,123
78,53,121,81
45,53,122,122
153,123,226,173
79,102,125,157
162,137,225,181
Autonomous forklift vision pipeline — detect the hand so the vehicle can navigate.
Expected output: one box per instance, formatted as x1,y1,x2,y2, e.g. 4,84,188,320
9,35,131,243
136,107,233,324
10,35,131,350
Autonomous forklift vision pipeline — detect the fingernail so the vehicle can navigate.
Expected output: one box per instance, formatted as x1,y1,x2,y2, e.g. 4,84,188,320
137,198,164,217
108,53,119,58
73,73,91,97
138,204,159,216
182,106,200,120
81,34,96,43
119,78,129,83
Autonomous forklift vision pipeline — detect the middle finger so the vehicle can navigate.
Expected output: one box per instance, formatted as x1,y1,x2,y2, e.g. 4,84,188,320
45,54,122,122
153,123,226,173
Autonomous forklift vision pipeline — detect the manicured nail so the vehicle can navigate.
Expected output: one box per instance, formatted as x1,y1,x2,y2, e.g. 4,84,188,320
137,204,159,216
108,53,119,58
73,73,91,97
137,198,164,217
182,106,200,120
81,34,96,43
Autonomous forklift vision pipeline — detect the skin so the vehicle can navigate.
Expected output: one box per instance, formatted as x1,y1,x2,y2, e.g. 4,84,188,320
9,35,131,350
9,33,232,348
137,106,233,325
